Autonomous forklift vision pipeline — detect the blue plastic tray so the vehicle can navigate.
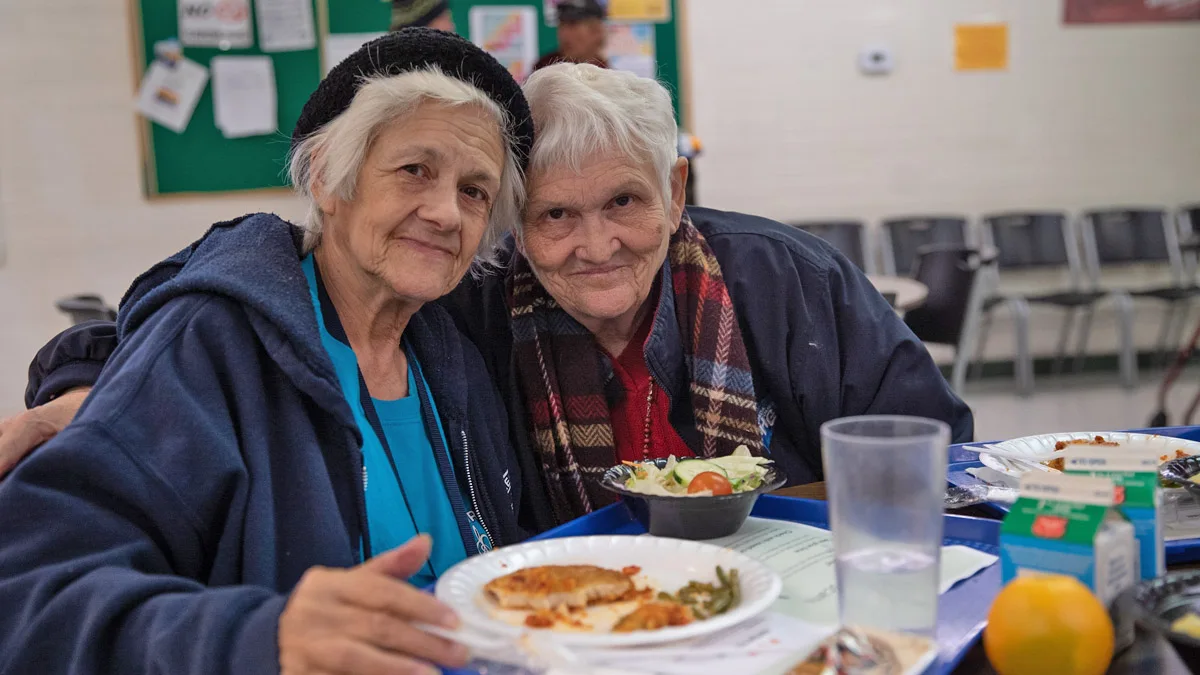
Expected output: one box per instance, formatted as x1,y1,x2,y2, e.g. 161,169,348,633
945,425,1200,564
446,495,1001,675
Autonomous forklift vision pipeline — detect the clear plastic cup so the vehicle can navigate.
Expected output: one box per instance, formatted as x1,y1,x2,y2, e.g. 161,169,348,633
821,415,950,637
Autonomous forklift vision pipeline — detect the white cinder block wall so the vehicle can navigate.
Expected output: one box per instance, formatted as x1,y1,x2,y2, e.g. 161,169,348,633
1,0,1199,416
0,0,305,415
685,0,1200,365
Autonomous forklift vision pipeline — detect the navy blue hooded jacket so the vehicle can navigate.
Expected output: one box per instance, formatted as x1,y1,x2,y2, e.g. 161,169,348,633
25,207,973,536
0,213,524,674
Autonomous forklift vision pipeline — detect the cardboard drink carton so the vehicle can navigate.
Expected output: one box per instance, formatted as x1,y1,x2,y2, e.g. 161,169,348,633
1000,473,1137,609
1064,447,1165,580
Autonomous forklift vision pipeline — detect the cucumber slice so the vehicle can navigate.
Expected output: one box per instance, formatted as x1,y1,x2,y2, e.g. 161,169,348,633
672,459,727,486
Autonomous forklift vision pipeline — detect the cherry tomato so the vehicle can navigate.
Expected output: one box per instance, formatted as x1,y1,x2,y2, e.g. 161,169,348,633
687,471,732,495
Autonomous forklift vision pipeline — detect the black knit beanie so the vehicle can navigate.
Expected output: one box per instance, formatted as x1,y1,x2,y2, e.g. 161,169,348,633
292,27,534,170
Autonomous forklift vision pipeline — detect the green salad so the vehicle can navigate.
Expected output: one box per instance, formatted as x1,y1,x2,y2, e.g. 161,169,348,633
622,446,774,497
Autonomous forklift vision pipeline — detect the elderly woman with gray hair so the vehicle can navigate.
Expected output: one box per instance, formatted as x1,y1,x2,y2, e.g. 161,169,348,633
0,30,532,675
444,64,973,525
5,65,972,534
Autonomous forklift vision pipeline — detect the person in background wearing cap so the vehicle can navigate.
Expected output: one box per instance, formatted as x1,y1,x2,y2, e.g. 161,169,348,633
0,29,533,675
391,0,454,32
534,0,609,71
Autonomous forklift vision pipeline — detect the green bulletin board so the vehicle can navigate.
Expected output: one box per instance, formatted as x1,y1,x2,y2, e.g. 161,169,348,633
324,0,391,35
132,0,686,197
450,0,685,122
132,0,325,196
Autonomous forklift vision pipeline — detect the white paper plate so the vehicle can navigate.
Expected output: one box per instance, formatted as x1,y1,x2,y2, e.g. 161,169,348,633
979,431,1200,478
435,535,782,648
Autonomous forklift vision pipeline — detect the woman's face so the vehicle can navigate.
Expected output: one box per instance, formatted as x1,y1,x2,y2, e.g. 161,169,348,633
319,102,504,304
520,151,687,333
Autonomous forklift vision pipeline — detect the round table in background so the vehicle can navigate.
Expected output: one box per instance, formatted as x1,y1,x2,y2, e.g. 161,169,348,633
866,275,929,312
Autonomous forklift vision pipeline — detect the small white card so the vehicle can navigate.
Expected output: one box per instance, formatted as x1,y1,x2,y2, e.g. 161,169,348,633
178,0,253,49
254,0,316,52
211,56,278,139
135,57,210,133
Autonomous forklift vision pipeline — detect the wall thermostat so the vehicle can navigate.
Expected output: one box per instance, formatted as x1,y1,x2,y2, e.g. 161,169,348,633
858,46,895,76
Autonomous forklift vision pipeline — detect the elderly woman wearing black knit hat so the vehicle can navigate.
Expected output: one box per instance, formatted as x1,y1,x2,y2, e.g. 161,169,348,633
0,29,532,675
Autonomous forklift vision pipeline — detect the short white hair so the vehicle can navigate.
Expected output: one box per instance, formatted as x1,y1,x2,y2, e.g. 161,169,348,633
287,67,525,258
520,64,678,221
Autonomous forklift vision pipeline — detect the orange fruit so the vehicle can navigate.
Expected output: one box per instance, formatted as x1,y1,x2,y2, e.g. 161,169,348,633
984,574,1114,675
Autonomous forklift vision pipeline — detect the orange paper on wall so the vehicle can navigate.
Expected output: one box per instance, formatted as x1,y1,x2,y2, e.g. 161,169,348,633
954,23,1008,71
607,0,670,23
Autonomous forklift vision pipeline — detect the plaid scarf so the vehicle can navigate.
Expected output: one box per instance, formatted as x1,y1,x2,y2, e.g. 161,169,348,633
507,214,765,524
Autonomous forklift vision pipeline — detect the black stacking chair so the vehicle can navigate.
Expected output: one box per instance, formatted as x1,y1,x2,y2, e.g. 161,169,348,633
880,216,971,277
903,244,995,393
1081,208,1200,367
975,212,1135,394
790,220,874,273
55,295,117,325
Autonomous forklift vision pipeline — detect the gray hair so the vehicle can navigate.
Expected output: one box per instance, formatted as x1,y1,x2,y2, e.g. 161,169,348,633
520,63,678,221
287,67,525,260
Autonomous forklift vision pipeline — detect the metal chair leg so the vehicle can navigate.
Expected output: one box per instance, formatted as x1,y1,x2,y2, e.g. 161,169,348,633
1155,302,1178,369
971,307,995,381
1113,292,1138,389
1071,306,1096,374
1168,299,1194,359
1010,298,1034,396
1052,308,1078,377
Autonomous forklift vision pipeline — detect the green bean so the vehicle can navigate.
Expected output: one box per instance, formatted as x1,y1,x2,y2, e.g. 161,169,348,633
729,569,741,608
708,589,732,615
716,566,730,587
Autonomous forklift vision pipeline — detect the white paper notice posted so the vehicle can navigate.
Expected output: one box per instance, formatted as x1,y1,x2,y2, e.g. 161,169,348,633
468,6,538,83
178,0,253,49
606,23,656,79
255,0,316,52
322,33,387,75
136,57,210,133
211,56,278,138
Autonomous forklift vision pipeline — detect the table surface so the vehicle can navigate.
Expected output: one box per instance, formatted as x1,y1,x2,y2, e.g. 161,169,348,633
866,274,929,311
774,483,1192,674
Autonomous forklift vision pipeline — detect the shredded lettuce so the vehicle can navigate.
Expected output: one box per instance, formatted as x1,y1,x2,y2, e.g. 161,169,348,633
622,446,773,497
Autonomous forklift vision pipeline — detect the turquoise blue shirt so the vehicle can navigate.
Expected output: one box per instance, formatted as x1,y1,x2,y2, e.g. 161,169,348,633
302,255,468,586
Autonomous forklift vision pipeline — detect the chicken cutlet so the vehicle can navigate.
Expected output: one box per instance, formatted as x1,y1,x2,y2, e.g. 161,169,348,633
612,601,695,632
484,565,634,611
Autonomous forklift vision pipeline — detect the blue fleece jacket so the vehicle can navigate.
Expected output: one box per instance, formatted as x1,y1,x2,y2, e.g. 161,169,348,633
0,214,524,675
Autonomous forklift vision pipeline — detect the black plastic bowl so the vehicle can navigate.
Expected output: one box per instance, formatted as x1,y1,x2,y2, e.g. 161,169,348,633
600,458,786,540
1131,570,1200,671
1161,456,1200,497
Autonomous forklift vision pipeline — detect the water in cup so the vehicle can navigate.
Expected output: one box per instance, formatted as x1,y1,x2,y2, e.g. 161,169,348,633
837,547,938,635
821,416,950,637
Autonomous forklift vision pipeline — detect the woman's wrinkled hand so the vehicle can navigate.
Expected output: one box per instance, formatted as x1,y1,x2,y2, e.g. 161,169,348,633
279,535,469,675
0,387,91,479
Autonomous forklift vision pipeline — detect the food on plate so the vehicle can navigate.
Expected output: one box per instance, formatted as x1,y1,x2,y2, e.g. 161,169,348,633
655,565,741,620
622,446,773,497
687,471,733,495
984,575,1113,675
484,564,742,633
524,608,592,630
1170,611,1200,639
612,601,694,632
483,565,633,611
1037,436,1191,472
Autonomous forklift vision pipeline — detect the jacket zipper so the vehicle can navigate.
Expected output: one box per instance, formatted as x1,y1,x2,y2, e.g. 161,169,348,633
460,428,495,548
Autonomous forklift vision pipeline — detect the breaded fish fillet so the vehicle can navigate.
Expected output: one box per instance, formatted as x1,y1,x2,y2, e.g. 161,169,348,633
484,565,634,610
612,601,695,632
